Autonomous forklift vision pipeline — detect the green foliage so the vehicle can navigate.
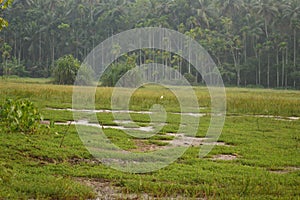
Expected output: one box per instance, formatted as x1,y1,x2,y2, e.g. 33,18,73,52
0,99,43,134
184,73,196,84
2,0,300,88
75,64,95,86
1,57,28,77
52,55,94,85
0,0,13,31
101,63,135,87
52,55,80,85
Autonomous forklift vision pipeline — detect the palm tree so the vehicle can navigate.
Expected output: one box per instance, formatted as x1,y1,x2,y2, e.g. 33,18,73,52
0,43,12,76
279,41,288,87
253,0,279,39
217,0,245,18
263,40,272,88
255,43,263,86
283,0,300,87
191,0,216,29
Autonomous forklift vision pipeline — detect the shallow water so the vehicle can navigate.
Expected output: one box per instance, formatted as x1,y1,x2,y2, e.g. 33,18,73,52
55,120,155,132
47,108,206,117
165,133,230,147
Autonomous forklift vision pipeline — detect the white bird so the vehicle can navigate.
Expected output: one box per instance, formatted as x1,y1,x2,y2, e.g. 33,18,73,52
160,95,164,99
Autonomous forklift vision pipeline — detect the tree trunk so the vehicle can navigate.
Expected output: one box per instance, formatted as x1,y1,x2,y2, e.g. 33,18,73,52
18,38,22,65
282,51,285,87
276,49,279,88
232,49,240,87
244,34,247,64
14,33,17,58
258,53,261,86
286,47,288,87
52,35,55,66
265,18,269,39
39,32,42,66
267,54,270,88
188,52,191,74
254,42,258,85
293,29,297,88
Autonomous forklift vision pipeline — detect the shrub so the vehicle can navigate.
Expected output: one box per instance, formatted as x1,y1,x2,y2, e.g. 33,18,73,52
53,55,94,85
52,55,80,85
0,99,43,134
0,57,29,77
183,73,196,84
100,63,134,87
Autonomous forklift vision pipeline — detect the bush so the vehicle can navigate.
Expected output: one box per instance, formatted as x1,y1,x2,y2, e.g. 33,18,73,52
0,57,29,77
53,55,94,85
52,55,80,85
100,63,134,87
183,73,196,84
0,99,43,134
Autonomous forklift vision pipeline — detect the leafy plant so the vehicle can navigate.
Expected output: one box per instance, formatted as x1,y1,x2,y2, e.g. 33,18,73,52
52,55,80,85
1,57,29,77
184,73,196,84
0,99,43,134
52,55,94,85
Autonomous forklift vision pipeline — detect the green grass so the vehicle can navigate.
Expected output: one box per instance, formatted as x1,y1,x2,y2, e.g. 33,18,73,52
0,78,299,199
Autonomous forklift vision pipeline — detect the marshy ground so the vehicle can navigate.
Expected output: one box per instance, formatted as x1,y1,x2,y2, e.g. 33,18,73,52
0,78,299,199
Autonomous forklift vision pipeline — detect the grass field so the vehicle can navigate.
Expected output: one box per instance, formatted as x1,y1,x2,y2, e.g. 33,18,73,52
0,78,299,199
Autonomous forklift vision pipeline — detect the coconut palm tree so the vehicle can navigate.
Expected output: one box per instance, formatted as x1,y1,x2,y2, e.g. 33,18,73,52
283,0,300,87
253,0,279,39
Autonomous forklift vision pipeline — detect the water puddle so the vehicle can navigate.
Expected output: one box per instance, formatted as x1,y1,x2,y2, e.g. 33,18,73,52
113,120,132,124
55,120,155,132
45,108,228,151
164,133,231,147
173,113,206,117
252,115,299,121
47,108,206,117
165,133,203,146
48,108,153,114
46,119,230,149
211,154,238,161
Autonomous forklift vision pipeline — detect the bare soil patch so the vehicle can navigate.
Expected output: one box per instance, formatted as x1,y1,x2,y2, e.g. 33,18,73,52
75,177,150,200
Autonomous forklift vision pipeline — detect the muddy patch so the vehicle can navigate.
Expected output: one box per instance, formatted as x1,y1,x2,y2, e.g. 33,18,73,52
131,134,232,152
68,157,101,165
75,177,151,200
29,154,58,165
211,154,238,161
166,133,232,147
269,167,300,174
132,139,167,152
75,177,205,200
166,133,203,147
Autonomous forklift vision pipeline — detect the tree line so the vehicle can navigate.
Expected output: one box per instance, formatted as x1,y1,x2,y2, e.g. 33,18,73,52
1,0,300,88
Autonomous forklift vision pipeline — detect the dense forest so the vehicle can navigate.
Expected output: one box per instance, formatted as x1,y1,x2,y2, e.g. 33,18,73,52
1,0,300,88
